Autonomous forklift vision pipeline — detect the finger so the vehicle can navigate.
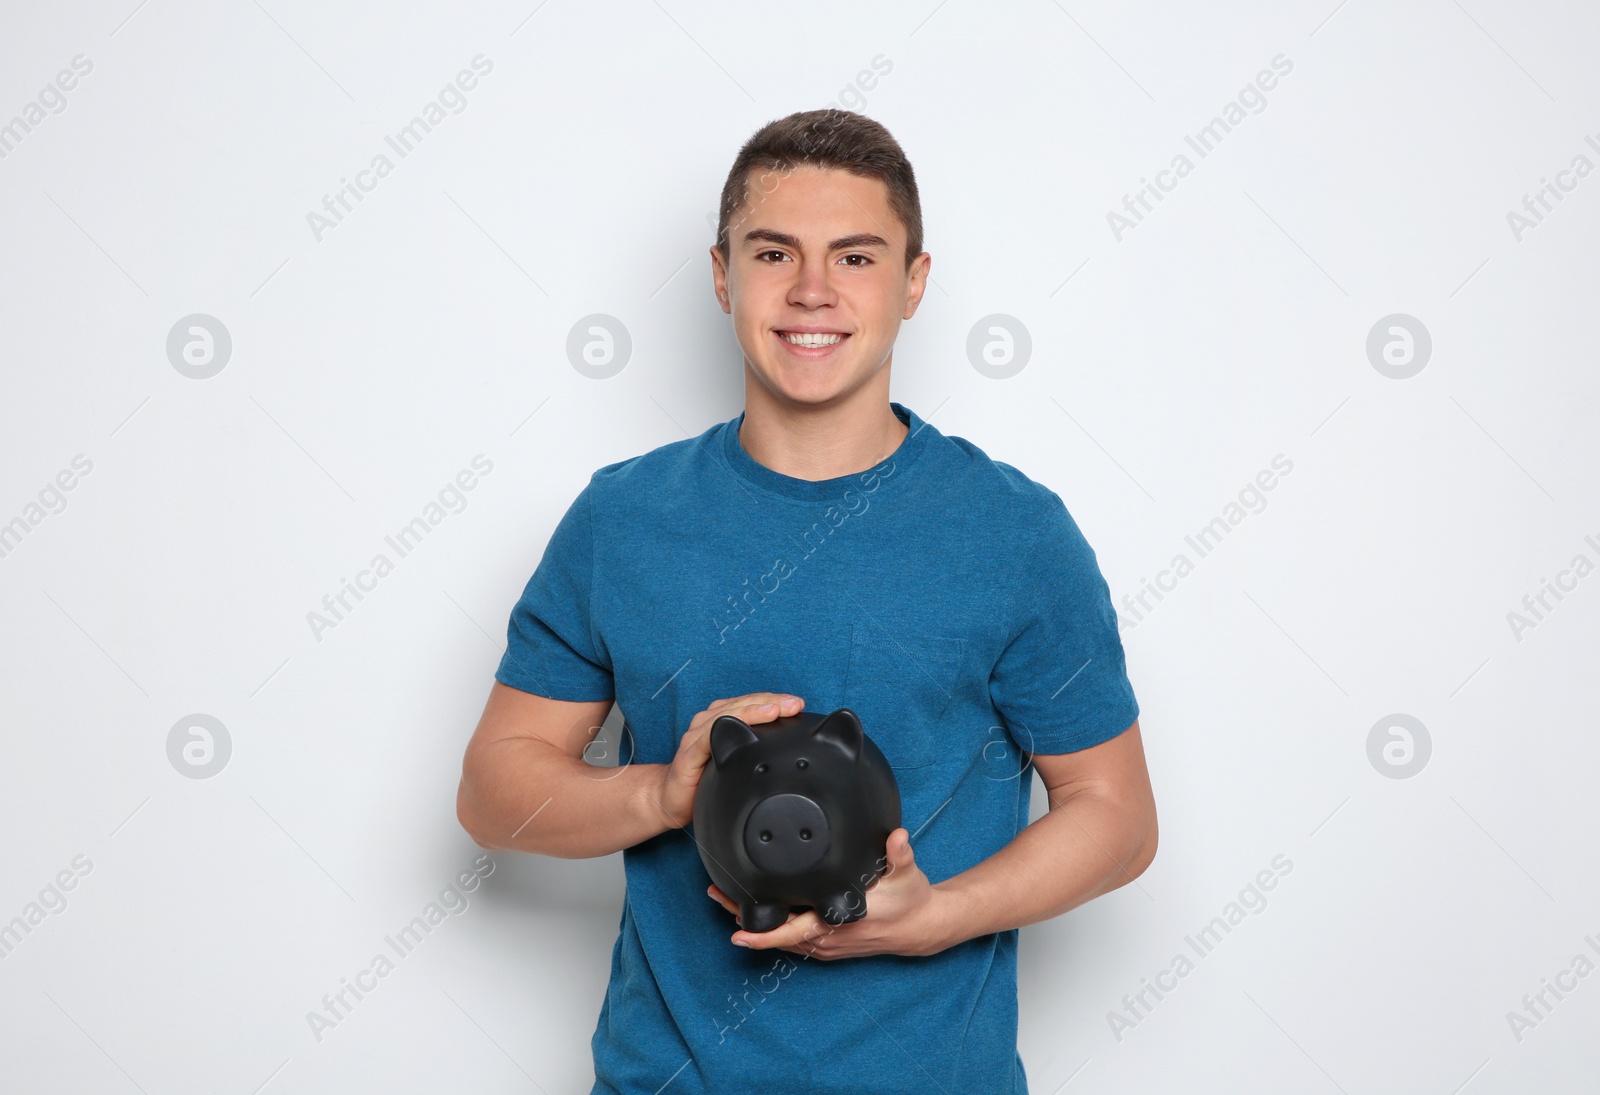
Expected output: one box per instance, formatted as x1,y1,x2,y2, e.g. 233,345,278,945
713,697,800,723
733,909,825,950
706,885,739,916
734,702,781,725
775,939,824,959
730,696,805,725
787,925,830,958
881,828,915,874
726,692,804,708
683,694,804,742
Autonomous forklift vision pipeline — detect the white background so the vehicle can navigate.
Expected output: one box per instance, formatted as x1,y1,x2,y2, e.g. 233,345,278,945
2,0,1597,1091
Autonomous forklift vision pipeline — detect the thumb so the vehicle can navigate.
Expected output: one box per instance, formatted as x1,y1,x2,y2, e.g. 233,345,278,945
887,827,915,870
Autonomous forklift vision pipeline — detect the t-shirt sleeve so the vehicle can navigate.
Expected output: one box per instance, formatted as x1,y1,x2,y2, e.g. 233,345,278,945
494,481,615,702
989,491,1139,755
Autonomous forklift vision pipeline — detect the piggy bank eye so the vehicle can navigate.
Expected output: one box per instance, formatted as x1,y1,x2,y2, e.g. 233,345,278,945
795,758,808,769
755,763,768,774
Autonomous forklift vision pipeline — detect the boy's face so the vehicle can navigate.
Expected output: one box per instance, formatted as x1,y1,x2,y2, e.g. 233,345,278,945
710,165,930,408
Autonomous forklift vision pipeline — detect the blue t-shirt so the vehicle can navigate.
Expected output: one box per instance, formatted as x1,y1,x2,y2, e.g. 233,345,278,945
495,401,1139,1095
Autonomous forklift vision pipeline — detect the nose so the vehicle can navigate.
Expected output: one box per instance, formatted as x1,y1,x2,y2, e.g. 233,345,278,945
787,258,838,310
743,793,830,875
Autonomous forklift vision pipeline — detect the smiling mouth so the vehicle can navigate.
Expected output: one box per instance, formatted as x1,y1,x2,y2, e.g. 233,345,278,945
776,331,849,348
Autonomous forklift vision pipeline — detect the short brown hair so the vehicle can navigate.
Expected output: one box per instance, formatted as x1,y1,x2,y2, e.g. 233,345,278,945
715,109,923,269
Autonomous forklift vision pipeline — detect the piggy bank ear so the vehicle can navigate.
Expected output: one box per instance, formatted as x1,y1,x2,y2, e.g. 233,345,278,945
813,708,863,762
710,715,760,768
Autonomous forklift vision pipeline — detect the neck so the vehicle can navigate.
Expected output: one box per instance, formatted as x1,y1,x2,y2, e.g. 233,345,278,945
737,374,908,483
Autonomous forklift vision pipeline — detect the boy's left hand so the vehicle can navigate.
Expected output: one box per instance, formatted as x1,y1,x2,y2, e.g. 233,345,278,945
705,828,958,959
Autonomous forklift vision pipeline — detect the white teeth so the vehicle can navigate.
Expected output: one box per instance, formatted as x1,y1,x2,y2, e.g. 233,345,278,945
780,332,844,347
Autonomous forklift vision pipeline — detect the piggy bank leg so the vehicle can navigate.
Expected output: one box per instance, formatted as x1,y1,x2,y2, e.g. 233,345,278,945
741,901,790,934
817,893,865,927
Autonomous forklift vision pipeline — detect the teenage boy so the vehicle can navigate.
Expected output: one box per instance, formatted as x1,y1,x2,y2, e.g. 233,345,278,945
457,108,1157,1095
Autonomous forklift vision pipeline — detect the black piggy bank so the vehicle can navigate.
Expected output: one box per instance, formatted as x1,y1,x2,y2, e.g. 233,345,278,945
693,707,900,934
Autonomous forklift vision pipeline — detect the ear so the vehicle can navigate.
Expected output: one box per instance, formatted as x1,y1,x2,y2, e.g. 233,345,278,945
709,244,732,314
710,715,759,768
812,708,863,762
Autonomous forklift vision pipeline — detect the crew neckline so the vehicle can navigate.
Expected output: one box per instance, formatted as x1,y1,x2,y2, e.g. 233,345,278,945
718,401,932,503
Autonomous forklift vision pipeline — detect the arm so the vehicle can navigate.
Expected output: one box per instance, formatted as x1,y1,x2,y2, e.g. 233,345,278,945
456,682,807,859
933,719,1157,944
456,682,670,858
711,718,1157,956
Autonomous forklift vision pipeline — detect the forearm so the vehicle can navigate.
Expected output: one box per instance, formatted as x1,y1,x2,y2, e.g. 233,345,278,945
932,788,1156,945
459,739,674,858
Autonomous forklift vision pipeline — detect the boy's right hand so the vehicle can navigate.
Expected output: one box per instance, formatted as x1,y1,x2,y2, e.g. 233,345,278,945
654,693,805,829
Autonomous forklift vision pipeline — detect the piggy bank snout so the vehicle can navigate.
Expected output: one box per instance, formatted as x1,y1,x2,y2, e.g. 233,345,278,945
743,793,830,875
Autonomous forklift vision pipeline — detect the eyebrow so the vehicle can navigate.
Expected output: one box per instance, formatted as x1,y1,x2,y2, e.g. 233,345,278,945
742,228,891,252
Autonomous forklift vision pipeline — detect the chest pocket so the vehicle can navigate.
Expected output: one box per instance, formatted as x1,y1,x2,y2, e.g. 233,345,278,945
841,621,965,769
